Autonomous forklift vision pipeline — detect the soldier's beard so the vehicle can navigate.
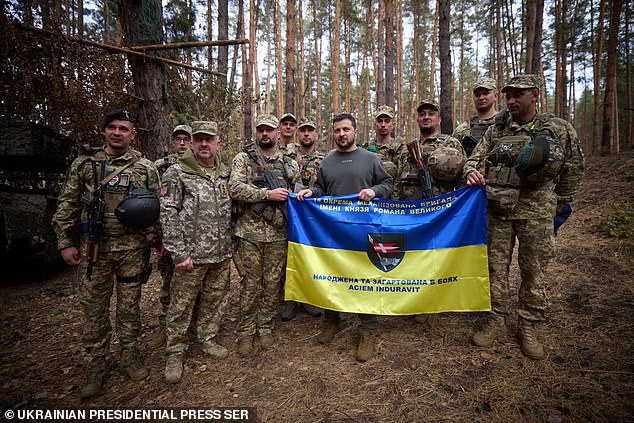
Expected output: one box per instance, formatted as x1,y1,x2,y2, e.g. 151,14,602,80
257,137,277,151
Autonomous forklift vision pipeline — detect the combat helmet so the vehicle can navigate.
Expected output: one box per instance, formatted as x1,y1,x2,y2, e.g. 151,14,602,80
427,146,465,181
115,188,160,229
515,135,565,183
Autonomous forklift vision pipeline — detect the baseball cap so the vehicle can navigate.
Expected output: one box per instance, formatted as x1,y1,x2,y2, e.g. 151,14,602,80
473,77,497,92
171,124,192,137
297,116,317,129
190,121,218,136
416,99,440,113
375,105,395,119
100,109,135,131
501,74,541,93
279,113,297,123
255,114,279,128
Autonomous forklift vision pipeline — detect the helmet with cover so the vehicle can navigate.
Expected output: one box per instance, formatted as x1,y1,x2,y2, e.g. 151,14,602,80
428,146,465,181
515,135,565,183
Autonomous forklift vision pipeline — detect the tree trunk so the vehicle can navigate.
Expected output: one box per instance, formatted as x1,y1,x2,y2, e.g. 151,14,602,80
377,0,385,106
395,0,404,135
312,0,322,133
218,0,229,91
275,0,283,116
591,0,606,153
285,0,296,113
601,0,623,151
626,3,633,149
332,0,341,115
438,0,453,133
385,0,394,108
429,0,439,99
298,0,305,116
116,0,172,161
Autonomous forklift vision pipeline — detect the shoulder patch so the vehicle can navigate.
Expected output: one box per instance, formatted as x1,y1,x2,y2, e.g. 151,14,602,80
160,181,170,197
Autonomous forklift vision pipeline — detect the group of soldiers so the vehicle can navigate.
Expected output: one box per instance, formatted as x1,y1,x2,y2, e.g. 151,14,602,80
52,73,584,399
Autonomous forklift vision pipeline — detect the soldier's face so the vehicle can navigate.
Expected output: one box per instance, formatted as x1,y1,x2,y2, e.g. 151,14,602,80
473,88,498,113
171,131,192,154
298,126,318,147
103,120,135,153
256,125,279,149
279,119,297,138
417,108,440,133
375,116,395,137
506,88,538,122
192,133,219,162
333,119,357,152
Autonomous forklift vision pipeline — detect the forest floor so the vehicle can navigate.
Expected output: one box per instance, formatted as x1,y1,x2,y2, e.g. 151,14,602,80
1,151,633,423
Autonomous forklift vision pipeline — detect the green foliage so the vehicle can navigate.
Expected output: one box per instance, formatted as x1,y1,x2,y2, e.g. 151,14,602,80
597,206,634,239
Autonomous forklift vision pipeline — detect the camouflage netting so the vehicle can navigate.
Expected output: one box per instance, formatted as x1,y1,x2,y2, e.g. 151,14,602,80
0,19,136,150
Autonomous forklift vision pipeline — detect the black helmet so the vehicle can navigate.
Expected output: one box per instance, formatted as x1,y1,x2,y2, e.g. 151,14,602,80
515,135,565,183
115,188,160,229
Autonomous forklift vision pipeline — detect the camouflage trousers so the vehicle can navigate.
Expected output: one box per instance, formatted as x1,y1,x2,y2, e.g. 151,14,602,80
157,253,175,323
76,247,147,366
166,258,231,355
237,238,287,339
323,310,378,332
487,215,555,321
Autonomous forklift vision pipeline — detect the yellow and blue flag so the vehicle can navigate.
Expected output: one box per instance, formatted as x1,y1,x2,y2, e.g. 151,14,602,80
285,186,490,315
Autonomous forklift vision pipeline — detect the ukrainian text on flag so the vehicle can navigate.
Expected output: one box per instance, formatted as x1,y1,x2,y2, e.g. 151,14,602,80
285,186,490,315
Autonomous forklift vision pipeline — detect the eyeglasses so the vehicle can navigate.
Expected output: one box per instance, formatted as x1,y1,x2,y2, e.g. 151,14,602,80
174,137,191,143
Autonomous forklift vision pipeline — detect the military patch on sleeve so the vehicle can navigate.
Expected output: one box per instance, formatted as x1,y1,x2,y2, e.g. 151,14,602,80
160,181,170,197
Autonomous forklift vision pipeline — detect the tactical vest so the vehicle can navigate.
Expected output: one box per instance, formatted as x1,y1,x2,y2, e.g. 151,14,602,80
484,112,559,213
469,116,495,142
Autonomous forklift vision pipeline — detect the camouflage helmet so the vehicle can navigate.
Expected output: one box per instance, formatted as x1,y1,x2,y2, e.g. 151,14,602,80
115,188,160,229
514,135,565,183
428,146,465,181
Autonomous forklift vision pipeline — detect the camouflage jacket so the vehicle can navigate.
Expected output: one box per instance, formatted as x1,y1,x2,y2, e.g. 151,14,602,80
394,134,466,200
463,110,585,219
362,137,404,182
154,153,179,178
159,149,232,265
229,147,300,242
284,144,325,189
453,115,496,156
52,146,161,252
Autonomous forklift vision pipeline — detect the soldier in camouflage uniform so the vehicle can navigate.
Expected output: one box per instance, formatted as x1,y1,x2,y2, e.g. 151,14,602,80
229,114,300,357
464,74,584,360
395,99,467,201
278,112,298,157
362,105,403,182
149,124,193,347
160,121,233,384
453,77,499,157
52,109,160,399
280,116,325,321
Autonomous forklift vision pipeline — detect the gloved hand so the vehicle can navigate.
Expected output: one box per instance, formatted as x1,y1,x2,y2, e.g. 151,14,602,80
554,204,572,235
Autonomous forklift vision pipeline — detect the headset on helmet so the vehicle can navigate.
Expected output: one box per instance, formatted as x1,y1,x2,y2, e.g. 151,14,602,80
115,188,160,229
427,146,465,181
515,135,565,183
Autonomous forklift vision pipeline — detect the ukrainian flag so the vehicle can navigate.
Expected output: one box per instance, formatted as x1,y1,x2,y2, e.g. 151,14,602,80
285,186,490,315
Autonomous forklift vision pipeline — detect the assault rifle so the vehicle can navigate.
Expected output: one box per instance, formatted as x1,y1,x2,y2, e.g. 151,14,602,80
243,141,288,221
406,140,433,200
82,160,106,280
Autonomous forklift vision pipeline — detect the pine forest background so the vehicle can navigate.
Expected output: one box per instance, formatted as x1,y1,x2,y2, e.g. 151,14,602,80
0,0,632,161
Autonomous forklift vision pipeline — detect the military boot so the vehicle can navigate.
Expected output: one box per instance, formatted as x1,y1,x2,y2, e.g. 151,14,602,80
238,336,254,358
164,353,184,384
260,334,274,350
303,303,323,317
202,342,229,359
356,331,376,362
80,359,106,399
317,321,340,344
120,348,149,381
471,314,507,347
281,301,298,321
517,318,546,360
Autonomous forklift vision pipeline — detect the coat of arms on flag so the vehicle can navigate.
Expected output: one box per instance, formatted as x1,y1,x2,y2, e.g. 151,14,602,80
367,233,405,272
